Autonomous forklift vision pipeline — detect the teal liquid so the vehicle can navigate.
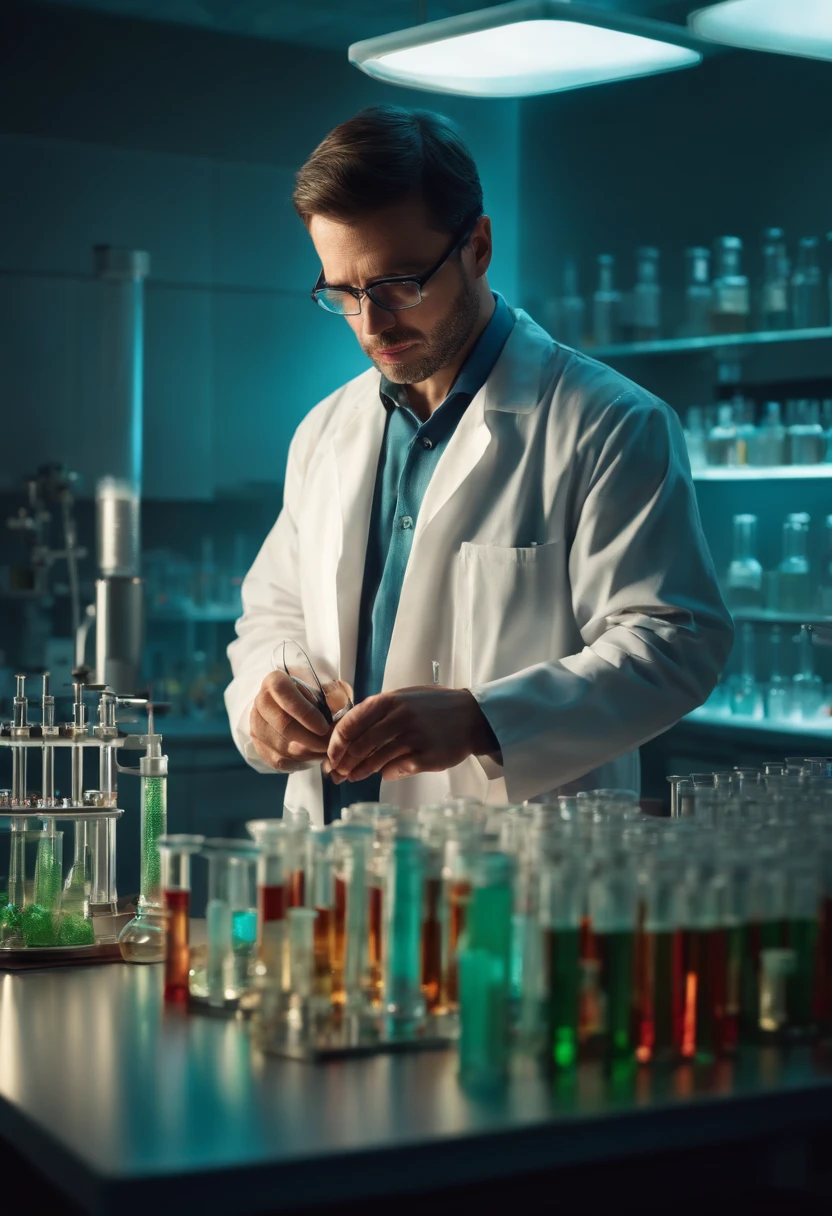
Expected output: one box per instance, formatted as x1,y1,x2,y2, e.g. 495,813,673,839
548,926,580,1069
232,908,257,948
599,929,634,1060
469,883,512,979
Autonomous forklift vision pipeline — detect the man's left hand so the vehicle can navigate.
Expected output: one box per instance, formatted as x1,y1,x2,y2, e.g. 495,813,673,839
323,686,499,783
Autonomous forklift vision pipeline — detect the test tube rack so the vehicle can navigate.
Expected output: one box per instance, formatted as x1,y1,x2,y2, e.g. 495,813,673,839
0,674,156,966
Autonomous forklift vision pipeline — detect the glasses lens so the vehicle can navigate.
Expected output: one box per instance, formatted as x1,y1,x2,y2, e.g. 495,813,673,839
368,281,422,311
314,289,360,316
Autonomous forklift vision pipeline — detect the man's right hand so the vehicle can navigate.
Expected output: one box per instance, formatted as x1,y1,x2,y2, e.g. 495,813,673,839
249,670,332,773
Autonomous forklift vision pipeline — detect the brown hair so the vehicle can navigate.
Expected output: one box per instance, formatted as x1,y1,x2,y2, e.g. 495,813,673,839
293,105,483,235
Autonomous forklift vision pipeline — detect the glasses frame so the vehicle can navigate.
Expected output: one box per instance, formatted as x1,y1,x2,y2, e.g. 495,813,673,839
272,639,353,728
310,215,480,316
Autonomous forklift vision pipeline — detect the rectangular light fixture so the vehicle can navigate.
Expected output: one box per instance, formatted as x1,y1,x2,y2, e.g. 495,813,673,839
349,0,704,98
689,0,832,61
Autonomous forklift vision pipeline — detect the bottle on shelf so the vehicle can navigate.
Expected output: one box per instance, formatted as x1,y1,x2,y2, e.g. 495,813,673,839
766,625,791,722
726,514,763,609
710,236,750,334
706,404,738,466
683,406,707,471
632,247,661,342
556,258,585,349
732,394,756,465
758,228,790,332
791,237,824,329
792,626,824,720
682,247,711,337
821,515,832,614
821,400,832,462
748,401,786,467
730,622,764,719
788,399,826,464
773,513,814,614
592,254,621,347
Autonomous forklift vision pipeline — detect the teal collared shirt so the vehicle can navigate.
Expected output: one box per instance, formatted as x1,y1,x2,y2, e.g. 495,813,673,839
324,293,515,821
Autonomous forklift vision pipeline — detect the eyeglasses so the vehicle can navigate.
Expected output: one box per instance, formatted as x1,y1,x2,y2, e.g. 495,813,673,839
272,639,353,727
311,217,479,317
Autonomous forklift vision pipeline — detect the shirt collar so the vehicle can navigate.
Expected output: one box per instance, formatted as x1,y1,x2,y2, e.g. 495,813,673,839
379,292,514,416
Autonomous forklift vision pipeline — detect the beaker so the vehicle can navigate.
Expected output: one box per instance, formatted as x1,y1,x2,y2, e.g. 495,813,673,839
158,834,204,1003
246,820,287,990
201,838,259,1007
0,829,65,948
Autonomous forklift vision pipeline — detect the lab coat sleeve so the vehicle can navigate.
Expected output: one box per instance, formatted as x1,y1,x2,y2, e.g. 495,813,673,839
470,395,734,804
224,420,316,773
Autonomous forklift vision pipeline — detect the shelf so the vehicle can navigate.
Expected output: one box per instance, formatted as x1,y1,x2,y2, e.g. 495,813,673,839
692,464,832,481
591,325,832,359
729,610,832,626
682,708,832,738
148,607,240,623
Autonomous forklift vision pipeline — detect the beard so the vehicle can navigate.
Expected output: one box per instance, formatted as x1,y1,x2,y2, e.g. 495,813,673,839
363,268,480,384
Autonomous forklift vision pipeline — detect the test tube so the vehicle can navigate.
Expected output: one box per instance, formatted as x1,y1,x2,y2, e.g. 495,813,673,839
383,831,426,1033
417,807,450,1014
443,815,482,1012
307,828,336,1010
541,853,584,1069
785,849,820,1040
202,838,259,1006
40,674,55,807
289,907,318,1008
588,846,637,1060
158,834,204,1003
246,820,287,991
283,807,310,907
458,851,513,1090
333,823,374,1014
12,675,28,806
635,846,687,1064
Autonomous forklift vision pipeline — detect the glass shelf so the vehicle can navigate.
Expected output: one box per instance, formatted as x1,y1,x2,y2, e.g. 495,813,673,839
692,464,832,481
729,609,832,626
682,708,832,738
591,325,832,359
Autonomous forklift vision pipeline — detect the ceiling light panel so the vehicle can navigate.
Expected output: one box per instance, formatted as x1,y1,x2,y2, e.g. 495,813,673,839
689,0,832,62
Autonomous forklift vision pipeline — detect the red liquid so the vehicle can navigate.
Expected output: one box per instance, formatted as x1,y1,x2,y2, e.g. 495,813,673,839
368,883,383,1005
680,928,729,1060
288,869,305,909
258,883,285,923
421,876,443,1012
164,888,190,1003
635,928,685,1065
332,876,347,1004
446,880,471,1007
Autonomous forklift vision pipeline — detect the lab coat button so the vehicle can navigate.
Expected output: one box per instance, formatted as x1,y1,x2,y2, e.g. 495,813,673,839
401,516,413,530
421,438,433,450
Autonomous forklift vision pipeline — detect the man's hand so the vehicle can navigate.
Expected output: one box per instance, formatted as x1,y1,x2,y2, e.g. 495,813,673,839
249,670,331,773
323,686,499,783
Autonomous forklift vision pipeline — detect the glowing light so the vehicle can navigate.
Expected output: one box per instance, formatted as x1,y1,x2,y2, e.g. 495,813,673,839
690,0,832,62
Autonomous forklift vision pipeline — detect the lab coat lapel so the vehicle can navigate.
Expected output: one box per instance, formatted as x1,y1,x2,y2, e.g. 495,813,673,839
331,382,387,688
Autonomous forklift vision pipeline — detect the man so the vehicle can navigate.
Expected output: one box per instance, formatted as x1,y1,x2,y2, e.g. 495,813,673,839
225,104,732,824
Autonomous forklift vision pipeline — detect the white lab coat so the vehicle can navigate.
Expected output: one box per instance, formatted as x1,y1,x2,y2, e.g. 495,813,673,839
225,308,733,825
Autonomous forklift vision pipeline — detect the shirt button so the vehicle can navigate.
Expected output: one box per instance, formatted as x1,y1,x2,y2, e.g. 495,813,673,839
401,516,413,530
421,438,433,450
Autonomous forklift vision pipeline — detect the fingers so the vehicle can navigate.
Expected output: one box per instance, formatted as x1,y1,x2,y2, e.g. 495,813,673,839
250,703,327,769
381,754,421,781
326,694,394,770
255,682,330,756
338,739,413,784
261,669,330,736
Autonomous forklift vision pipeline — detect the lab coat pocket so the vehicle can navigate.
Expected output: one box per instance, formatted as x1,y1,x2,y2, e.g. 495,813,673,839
455,540,562,688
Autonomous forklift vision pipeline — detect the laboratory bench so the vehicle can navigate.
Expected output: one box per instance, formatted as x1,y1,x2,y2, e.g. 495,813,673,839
1,961,832,1216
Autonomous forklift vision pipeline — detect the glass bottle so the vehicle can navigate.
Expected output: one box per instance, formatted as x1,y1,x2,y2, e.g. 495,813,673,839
592,254,621,347
789,400,825,464
706,404,738,466
726,514,763,609
792,627,824,720
633,247,661,341
732,395,756,466
683,246,711,337
758,229,790,331
767,626,791,722
821,400,832,461
791,237,824,329
748,401,786,467
711,237,750,334
820,516,832,614
776,513,814,614
730,623,764,719
683,406,707,471
557,258,585,349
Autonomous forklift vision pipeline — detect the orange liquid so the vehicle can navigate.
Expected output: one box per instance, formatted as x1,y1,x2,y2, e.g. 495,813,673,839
421,875,443,1012
288,869,305,909
332,876,346,1006
368,882,383,1005
446,880,471,1007
314,906,335,1002
164,889,190,1003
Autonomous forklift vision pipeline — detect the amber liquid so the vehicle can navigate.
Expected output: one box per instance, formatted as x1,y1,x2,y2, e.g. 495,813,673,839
681,928,728,1061
164,889,190,1003
421,875,443,1012
313,906,335,1002
288,869,305,909
332,876,347,1006
368,882,383,1006
446,880,471,1008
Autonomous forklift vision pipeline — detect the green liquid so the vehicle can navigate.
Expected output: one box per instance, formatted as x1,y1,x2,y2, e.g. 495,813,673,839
468,883,512,979
599,929,634,1060
788,917,818,1031
141,776,167,904
548,926,580,1069
34,837,62,911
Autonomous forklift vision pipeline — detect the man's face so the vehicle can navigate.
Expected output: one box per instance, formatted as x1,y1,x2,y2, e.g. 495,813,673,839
309,198,487,384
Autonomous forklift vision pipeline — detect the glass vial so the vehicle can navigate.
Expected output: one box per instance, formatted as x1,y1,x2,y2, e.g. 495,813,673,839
731,622,764,719
776,513,814,614
726,514,763,609
459,851,513,1091
633,247,661,341
159,834,204,1004
592,254,621,347
767,626,791,722
706,404,738,466
749,401,786,466
683,406,707,471
683,247,711,337
383,833,426,1034
791,237,824,329
711,237,750,334
557,258,585,349
758,229,790,331
793,627,824,720
789,399,825,464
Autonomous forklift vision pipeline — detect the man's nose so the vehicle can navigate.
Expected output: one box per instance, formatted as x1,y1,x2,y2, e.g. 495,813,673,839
360,297,397,339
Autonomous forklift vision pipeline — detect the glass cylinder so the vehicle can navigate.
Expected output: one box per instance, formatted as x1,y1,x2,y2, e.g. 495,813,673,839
776,513,814,614
633,247,661,341
288,907,317,1007
726,514,763,608
593,254,621,347
758,230,790,331
791,237,824,329
246,819,287,989
789,399,825,464
556,257,585,349
158,834,204,1004
711,236,749,334
459,851,513,1090
749,401,786,467
683,246,711,337
767,626,791,721
333,823,374,1013
706,404,738,466
634,847,687,1064
587,847,637,1060
731,623,764,719
793,626,824,720
383,834,426,1033
541,855,584,1068
307,828,336,1010
118,758,168,964
201,838,258,1007
443,816,482,1012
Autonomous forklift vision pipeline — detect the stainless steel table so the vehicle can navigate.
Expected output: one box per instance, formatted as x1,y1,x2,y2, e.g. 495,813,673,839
0,962,831,1215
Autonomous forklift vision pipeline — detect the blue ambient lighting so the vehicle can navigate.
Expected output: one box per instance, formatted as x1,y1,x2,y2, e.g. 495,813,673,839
349,1,703,98
689,0,832,62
